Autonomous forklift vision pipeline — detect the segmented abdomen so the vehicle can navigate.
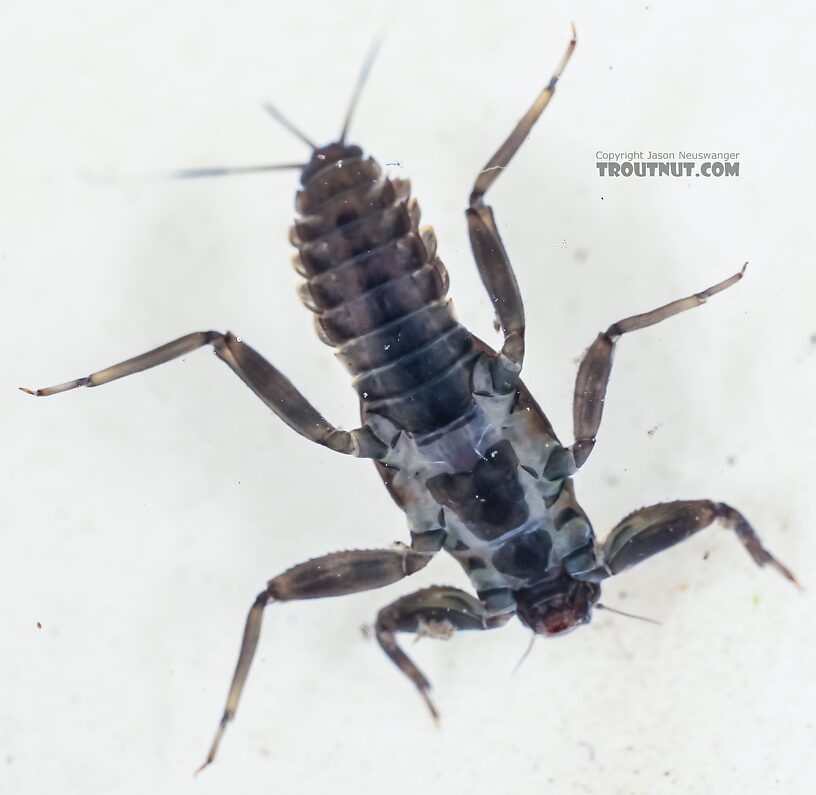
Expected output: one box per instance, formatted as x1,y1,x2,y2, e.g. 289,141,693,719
291,153,476,433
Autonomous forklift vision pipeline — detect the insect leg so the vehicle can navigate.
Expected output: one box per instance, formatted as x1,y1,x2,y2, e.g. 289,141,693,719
466,28,577,394
20,331,387,458
375,586,511,719
570,266,746,468
578,500,798,587
199,541,441,772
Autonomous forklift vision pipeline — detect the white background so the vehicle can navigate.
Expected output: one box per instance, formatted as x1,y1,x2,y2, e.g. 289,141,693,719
2,1,815,793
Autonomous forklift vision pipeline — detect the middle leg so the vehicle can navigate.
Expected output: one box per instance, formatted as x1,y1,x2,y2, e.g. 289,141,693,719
569,266,746,468
197,539,441,772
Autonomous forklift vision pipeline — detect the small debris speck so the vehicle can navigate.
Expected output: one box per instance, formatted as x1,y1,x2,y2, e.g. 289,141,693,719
36,621,42,629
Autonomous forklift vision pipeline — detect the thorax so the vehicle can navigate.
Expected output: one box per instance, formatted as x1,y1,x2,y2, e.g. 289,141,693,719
368,355,599,613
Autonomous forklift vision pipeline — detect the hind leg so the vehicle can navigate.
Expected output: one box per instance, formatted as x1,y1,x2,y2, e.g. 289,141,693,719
467,29,576,393
21,330,387,458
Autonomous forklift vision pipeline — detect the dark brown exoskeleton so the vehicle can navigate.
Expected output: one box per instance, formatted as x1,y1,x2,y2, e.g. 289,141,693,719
22,30,798,769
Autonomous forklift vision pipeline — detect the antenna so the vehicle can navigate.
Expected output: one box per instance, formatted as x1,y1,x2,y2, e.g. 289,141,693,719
596,603,662,626
512,632,536,674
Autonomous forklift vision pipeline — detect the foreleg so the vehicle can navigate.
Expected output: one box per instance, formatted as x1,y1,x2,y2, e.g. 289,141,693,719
579,499,798,587
375,586,511,719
